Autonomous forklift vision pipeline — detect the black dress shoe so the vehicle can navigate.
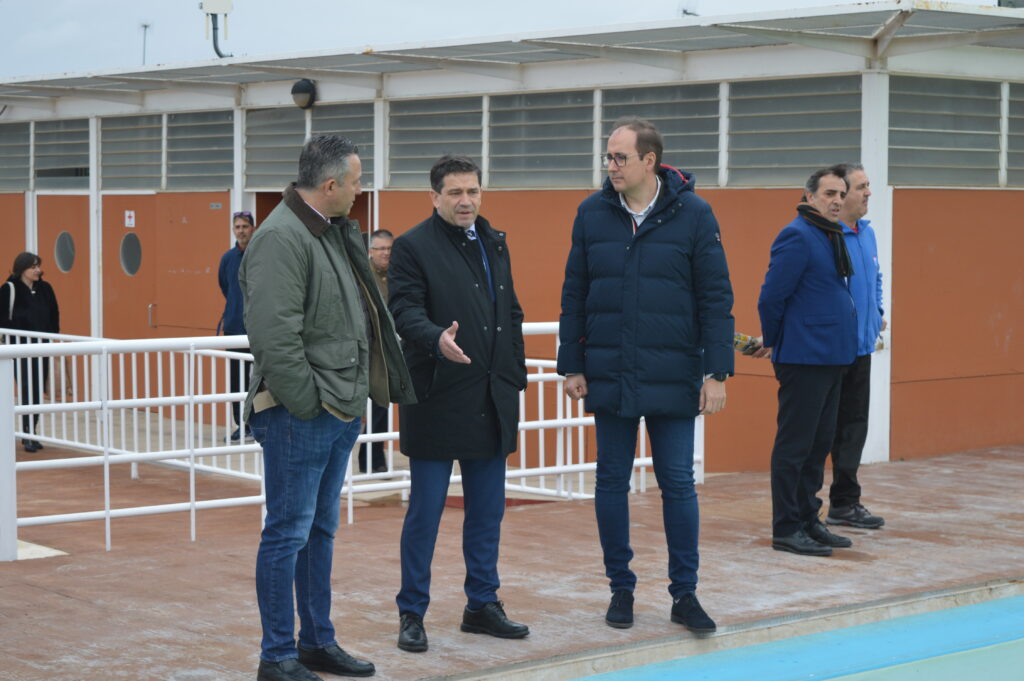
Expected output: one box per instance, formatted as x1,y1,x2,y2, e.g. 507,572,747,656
460,601,529,639
605,589,634,629
670,592,716,634
22,439,40,453
397,612,428,652
297,644,375,677
772,528,833,556
807,519,853,548
827,503,885,529
256,658,323,681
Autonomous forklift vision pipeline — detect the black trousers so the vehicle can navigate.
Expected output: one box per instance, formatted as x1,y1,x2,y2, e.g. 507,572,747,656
770,362,845,537
358,402,388,472
229,348,252,428
829,354,871,508
18,355,48,436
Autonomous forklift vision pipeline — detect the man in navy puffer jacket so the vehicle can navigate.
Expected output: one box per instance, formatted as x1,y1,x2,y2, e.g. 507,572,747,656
558,117,734,634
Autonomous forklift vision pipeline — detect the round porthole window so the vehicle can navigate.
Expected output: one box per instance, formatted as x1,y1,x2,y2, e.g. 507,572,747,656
120,232,142,276
54,231,75,272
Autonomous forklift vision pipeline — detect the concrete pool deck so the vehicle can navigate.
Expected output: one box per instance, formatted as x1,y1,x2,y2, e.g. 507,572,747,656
3,444,1023,680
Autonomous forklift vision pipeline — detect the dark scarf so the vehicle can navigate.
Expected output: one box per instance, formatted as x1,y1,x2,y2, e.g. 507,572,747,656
797,203,854,279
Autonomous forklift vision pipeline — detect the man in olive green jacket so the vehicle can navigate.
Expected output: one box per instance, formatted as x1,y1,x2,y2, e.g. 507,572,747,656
241,135,414,681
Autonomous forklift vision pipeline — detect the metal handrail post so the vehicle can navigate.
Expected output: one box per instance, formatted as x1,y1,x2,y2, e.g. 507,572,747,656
1,358,19,561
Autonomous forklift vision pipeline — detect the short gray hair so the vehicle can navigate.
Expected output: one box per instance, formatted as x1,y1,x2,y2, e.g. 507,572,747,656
828,162,865,179
296,135,359,190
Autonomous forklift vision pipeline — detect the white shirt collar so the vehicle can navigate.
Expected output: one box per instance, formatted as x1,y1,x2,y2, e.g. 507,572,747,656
618,176,662,227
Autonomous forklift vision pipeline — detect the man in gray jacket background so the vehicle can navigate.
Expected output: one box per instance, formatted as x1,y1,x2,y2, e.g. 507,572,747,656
241,135,414,681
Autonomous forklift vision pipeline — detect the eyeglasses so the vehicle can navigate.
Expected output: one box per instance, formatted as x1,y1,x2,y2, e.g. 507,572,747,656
369,246,392,252
233,211,253,219
601,153,639,168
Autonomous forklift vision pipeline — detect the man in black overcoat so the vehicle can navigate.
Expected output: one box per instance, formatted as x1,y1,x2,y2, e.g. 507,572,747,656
388,155,529,653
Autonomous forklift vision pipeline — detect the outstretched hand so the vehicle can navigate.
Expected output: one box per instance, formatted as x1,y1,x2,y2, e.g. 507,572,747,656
439,321,471,364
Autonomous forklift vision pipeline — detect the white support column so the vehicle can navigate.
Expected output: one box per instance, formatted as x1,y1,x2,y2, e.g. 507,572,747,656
160,113,168,191
481,95,491,187
592,89,604,188
999,81,1009,188
860,70,892,465
0,359,16,561
718,81,730,188
88,116,103,339
232,106,246,244
374,98,387,192
26,121,36,252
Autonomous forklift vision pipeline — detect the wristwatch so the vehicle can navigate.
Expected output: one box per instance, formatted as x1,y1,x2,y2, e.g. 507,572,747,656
709,373,728,382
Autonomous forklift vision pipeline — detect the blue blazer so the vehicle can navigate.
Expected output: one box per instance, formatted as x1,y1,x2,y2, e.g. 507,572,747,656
758,214,857,366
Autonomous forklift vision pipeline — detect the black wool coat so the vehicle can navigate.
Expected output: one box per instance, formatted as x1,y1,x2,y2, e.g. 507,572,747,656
388,211,527,460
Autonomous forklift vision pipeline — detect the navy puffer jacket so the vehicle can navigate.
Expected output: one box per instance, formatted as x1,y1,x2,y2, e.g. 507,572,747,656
557,167,734,418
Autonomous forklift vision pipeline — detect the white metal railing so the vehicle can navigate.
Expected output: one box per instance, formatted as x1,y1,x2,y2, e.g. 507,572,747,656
1,323,703,560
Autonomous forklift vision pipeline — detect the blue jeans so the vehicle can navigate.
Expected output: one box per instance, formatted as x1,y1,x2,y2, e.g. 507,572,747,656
396,456,507,617
593,412,699,598
249,404,362,662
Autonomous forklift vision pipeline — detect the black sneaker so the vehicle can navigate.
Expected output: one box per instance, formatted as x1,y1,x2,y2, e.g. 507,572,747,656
670,592,716,634
827,503,885,529
605,589,634,629
807,518,852,548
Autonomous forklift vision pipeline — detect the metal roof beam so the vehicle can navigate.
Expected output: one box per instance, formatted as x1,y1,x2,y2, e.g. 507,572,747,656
520,39,686,76
714,23,875,59
92,75,239,98
235,65,382,91
370,52,522,82
872,10,913,59
0,95,55,111
4,83,142,105
885,26,1024,57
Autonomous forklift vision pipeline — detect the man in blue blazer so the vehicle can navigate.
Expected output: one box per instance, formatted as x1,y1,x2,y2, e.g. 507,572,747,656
758,167,858,557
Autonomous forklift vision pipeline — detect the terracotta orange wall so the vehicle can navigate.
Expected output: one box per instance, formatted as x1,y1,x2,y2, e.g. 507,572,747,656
0,194,26,280
891,189,1024,458
378,187,795,472
378,188,592,361
37,195,90,336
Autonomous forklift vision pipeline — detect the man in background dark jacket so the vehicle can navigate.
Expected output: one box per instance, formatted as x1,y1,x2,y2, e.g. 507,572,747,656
388,155,529,653
558,117,734,634
218,210,255,442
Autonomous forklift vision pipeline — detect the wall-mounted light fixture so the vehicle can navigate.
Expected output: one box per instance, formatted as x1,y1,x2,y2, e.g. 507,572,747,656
291,78,317,109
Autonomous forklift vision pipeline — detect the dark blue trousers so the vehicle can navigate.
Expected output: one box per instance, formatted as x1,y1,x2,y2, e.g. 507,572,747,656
594,413,699,598
396,455,507,618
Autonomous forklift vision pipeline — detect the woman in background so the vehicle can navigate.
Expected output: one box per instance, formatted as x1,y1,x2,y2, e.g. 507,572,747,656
1,251,60,452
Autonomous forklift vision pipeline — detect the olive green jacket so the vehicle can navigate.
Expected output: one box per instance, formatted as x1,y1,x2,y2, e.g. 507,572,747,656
240,184,415,421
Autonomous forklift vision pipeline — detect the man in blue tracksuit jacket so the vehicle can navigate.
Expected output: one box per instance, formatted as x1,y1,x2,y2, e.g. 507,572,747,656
558,117,734,634
758,167,858,557
825,164,887,530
